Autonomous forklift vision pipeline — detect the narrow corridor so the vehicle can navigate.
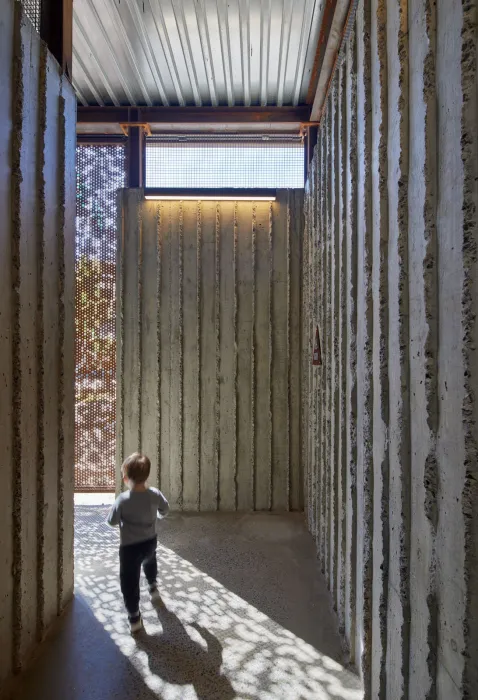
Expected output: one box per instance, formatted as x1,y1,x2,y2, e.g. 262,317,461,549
7,503,362,700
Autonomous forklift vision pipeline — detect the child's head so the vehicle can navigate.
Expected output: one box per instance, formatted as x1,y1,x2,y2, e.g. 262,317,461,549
122,452,151,488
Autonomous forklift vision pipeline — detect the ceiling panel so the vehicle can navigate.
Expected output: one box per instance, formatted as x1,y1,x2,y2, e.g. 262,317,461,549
73,0,324,107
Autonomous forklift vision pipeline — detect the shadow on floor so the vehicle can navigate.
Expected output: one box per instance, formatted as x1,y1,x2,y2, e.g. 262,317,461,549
136,597,235,700
157,511,344,656
5,596,159,700
7,507,363,700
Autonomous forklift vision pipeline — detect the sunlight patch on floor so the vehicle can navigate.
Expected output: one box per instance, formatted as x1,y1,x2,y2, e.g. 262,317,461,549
74,492,115,506
75,507,363,700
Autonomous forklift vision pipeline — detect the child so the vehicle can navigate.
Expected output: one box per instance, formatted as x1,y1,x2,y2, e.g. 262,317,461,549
107,452,169,633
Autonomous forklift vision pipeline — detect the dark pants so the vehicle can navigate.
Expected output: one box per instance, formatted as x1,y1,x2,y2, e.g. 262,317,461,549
119,536,157,619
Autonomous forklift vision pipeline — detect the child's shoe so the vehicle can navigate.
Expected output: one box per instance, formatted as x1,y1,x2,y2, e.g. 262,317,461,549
129,613,143,634
149,585,163,605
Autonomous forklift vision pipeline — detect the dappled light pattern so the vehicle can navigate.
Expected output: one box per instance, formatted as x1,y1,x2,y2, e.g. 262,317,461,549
75,146,125,490
75,507,362,699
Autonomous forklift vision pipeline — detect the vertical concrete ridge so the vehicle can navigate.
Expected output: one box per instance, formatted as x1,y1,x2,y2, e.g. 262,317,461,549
286,193,291,511
166,203,173,497
303,191,308,521
338,57,348,637
460,0,478,696
325,91,331,582
116,192,125,492
315,132,321,548
358,0,375,689
268,201,273,511
36,39,48,643
156,203,162,489
302,197,310,517
57,85,67,618
421,1,439,696
137,200,143,449
313,156,320,539
346,25,358,661
311,174,316,534
307,169,312,527
310,186,314,531
329,82,337,594
375,0,390,692
312,175,317,532
395,0,411,693
311,160,318,535
306,180,311,530
298,191,305,513
425,589,438,700
307,172,313,532
313,132,318,538
324,104,331,580
310,171,316,533
323,85,334,590
422,0,439,523
214,204,221,509
11,0,24,671
233,202,239,510
178,202,184,509
251,203,257,509
138,203,159,486
319,121,326,567
196,202,202,510
303,192,309,523
333,71,341,614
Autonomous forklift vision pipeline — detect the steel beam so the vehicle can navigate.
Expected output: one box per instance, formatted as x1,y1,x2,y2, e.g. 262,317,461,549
306,0,339,106
307,0,354,123
77,106,312,126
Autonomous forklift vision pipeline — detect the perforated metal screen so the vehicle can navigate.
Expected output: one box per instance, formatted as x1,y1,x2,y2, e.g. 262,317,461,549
145,135,304,189
21,0,41,31
75,145,126,491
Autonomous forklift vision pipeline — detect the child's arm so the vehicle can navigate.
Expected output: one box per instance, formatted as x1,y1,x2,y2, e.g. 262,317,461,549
156,490,169,519
106,497,122,527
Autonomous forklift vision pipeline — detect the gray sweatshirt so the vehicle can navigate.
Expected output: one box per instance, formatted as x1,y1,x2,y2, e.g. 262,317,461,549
107,487,169,546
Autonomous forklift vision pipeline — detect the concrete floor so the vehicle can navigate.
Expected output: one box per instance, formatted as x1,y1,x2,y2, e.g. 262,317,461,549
7,504,362,700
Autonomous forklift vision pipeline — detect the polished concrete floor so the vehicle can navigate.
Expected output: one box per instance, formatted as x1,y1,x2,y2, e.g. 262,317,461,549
7,502,362,700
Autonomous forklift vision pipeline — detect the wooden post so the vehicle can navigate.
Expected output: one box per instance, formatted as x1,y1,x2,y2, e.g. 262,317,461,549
40,0,73,80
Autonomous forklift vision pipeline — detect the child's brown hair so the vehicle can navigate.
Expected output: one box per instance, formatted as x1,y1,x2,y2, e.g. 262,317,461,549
122,453,151,485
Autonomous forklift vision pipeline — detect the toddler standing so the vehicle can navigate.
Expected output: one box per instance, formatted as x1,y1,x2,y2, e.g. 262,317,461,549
107,452,169,632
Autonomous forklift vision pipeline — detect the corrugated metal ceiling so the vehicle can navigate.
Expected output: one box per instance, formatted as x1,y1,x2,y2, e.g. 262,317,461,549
73,0,324,107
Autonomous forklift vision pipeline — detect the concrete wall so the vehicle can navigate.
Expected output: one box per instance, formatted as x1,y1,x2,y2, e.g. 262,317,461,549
117,189,304,511
303,0,478,698
0,0,76,687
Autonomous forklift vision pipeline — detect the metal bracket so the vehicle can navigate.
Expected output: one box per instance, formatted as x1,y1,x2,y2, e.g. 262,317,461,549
119,123,152,137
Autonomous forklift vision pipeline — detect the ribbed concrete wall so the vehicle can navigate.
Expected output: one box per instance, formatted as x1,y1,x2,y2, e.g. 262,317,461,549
117,189,304,511
0,0,76,687
304,0,478,698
